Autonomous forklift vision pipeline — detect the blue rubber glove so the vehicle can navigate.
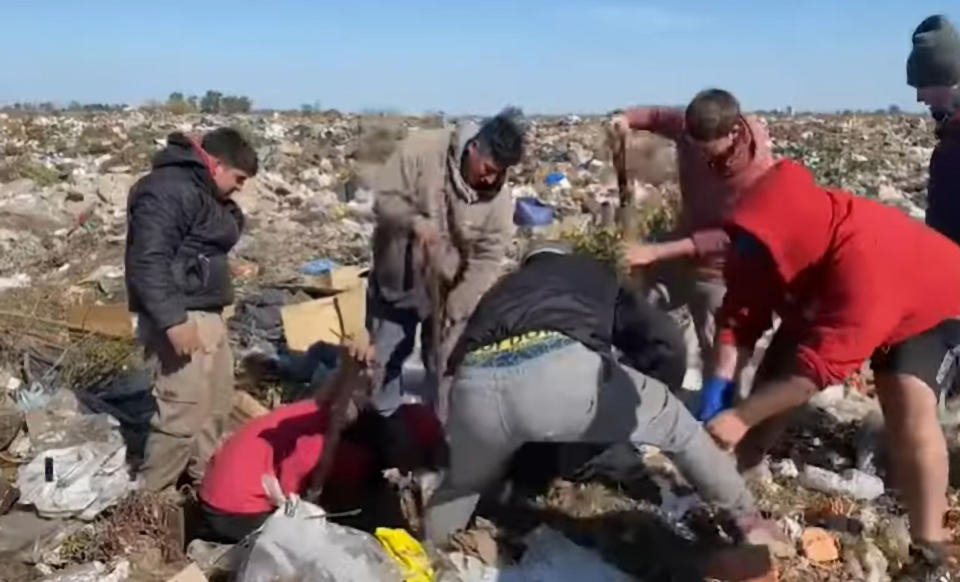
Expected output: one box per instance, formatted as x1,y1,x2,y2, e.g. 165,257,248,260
697,377,736,422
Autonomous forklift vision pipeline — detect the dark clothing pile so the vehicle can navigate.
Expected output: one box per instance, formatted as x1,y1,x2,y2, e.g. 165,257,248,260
125,133,244,330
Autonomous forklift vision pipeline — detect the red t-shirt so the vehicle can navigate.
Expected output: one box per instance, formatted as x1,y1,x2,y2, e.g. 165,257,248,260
200,399,373,514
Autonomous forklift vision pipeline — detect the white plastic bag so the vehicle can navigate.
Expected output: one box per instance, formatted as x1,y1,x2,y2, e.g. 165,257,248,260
448,526,636,582
37,559,129,582
16,440,136,520
236,476,402,582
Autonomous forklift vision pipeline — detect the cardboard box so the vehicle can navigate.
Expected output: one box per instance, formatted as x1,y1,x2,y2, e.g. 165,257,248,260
67,303,135,339
281,281,366,352
303,265,366,292
67,303,236,339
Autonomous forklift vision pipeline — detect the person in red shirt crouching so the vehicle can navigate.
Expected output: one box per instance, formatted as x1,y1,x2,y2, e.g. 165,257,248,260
702,159,960,579
198,343,443,543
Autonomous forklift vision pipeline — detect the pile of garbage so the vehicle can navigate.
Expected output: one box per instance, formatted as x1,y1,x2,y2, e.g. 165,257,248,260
0,109,953,581
767,113,935,218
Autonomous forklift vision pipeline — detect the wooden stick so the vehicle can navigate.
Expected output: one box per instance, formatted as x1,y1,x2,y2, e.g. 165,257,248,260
614,132,638,240
424,253,449,424
305,344,367,503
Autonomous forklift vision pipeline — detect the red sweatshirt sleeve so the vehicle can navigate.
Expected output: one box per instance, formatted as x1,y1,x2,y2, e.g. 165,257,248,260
624,107,686,141
715,242,776,349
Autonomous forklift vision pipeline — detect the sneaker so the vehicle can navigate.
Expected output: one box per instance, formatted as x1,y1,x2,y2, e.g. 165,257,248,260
894,542,957,582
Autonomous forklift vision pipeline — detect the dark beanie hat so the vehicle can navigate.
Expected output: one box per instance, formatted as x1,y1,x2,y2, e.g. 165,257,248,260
907,15,960,88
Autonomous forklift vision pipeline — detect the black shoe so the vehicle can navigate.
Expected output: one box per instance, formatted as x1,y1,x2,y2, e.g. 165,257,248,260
894,542,956,582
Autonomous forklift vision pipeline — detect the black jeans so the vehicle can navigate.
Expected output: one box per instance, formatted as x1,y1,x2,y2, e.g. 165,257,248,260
199,500,271,544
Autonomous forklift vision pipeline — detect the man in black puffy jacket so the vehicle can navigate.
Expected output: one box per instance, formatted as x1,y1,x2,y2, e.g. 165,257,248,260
125,128,257,492
425,241,764,551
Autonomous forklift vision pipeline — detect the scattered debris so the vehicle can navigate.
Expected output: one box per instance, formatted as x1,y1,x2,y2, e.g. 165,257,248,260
801,527,840,563
843,539,890,582
36,558,129,582
701,545,779,582
450,518,501,567
0,110,952,581
165,563,209,582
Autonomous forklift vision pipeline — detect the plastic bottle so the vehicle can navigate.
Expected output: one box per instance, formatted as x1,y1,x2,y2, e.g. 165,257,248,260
799,465,885,501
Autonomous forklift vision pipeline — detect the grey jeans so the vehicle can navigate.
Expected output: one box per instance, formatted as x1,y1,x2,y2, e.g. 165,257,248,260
366,284,434,416
424,340,757,543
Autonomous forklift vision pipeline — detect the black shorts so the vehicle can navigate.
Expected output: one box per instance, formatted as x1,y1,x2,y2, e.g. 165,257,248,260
871,318,960,398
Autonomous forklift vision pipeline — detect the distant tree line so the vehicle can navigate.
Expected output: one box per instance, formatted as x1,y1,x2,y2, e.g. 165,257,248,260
1,101,127,113
166,90,253,114
756,104,911,117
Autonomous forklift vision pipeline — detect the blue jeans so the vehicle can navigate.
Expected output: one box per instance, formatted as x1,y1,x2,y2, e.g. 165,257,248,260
424,339,757,543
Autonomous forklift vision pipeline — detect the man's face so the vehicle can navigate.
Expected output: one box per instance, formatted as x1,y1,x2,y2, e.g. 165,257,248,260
463,142,506,190
687,125,739,159
917,86,959,120
211,160,250,198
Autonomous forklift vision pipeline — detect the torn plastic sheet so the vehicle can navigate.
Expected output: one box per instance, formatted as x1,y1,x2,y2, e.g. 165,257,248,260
17,439,137,520
448,526,636,582
236,477,401,582
37,559,129,582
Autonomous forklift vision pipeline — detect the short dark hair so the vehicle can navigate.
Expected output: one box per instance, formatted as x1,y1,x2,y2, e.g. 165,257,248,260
685,89,741,141
475,106,526,167
202,127,259,176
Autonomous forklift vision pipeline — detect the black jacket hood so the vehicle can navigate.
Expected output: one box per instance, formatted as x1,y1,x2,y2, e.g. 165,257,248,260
152,132,208,172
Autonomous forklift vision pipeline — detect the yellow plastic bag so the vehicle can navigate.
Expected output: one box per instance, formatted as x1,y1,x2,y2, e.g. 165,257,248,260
374,527,435,582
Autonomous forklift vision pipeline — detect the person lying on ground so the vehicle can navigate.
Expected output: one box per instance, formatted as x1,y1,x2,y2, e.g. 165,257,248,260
367,107,526,419
125,128,258,493
702,157,960,580
609,89,775,421
423,240,773,550
908,14,960,248
198,342,443,544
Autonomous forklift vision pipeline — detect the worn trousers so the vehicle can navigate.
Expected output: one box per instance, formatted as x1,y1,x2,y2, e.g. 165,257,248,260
366,284,471,417
423,341,757,543
138,311,235,492
647,261,726,376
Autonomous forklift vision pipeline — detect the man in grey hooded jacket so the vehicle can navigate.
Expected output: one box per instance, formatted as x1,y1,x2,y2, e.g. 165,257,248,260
367,108,525,418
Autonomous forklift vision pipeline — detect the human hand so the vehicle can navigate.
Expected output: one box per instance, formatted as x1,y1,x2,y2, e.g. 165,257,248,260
697,377,736,421
316,336,378,412
621,242,661,268
412,217,441,251
608,114,631,140
706,409,750,451
165,321,204,356
340,337,378,393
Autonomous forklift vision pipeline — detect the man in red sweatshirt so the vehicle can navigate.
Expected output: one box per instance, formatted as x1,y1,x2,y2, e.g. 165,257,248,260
704,158,960,577
198,343,443,543
610,89,774,419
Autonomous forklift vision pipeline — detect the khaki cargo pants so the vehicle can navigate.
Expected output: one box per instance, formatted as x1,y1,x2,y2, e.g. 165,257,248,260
137,311,234,492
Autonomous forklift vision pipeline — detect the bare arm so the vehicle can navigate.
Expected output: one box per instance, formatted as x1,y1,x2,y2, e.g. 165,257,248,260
713,342,742,380
738,375,818,426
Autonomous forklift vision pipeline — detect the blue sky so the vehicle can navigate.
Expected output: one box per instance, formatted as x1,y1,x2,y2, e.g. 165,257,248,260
0,1,955,114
